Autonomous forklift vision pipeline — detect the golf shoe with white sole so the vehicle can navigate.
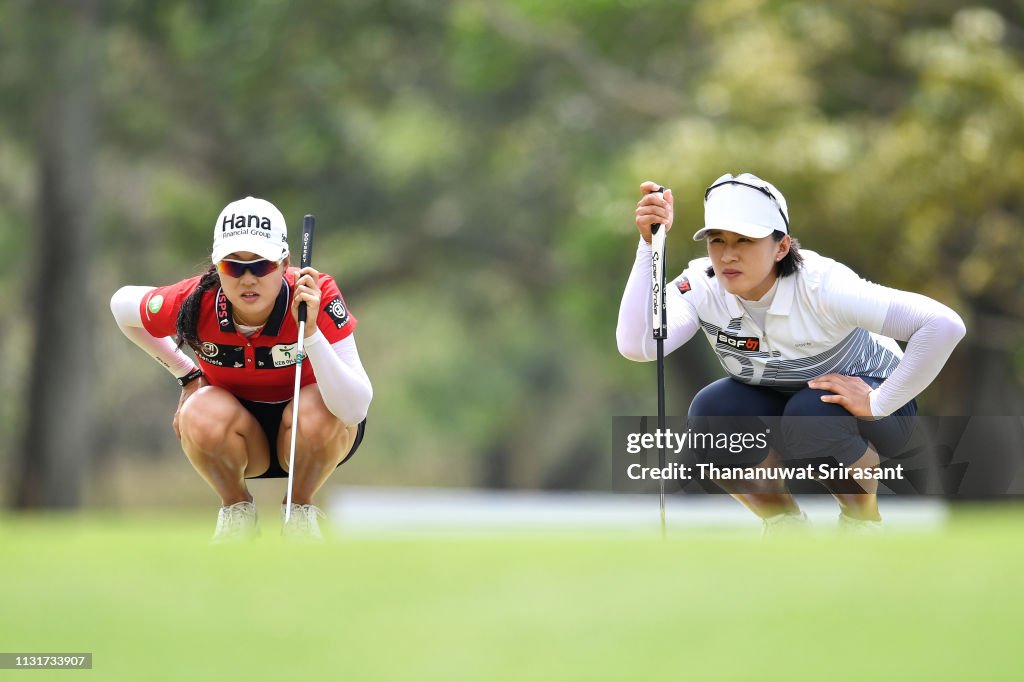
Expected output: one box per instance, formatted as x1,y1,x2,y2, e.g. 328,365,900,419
761,510,809,537
838,513,884,535
210,500,259,544
281,503,326,543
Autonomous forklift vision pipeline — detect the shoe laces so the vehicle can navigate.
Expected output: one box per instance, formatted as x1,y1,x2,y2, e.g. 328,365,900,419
212,501,257,541
221,499,254,524
282,503,325,538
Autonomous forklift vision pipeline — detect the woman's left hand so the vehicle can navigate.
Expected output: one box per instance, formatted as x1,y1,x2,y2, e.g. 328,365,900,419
807,374,874,418
291,267,322,338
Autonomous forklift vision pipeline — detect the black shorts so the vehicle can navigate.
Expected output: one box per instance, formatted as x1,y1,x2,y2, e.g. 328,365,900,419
687,376,917,467
239,398,366,480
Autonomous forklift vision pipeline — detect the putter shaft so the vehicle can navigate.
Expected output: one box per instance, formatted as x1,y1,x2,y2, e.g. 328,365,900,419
284,322,306,523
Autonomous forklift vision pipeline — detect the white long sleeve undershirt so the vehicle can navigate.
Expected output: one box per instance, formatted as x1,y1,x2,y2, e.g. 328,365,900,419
110,285,372,425
301,328,373,425
616,241,966,417
111,286,199,377
616,241,700,362
850,291,965,417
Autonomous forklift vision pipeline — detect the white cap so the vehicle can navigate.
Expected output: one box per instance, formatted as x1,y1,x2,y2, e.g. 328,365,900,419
211,196,289,263
692,173,790,241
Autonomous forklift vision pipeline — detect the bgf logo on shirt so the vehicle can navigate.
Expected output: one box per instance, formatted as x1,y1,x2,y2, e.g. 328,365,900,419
717,332,761,352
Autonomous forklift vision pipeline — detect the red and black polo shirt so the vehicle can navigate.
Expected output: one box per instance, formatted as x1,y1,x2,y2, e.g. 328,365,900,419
140,268,357,402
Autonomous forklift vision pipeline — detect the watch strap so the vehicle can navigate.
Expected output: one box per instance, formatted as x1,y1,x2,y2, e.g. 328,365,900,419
177,367,203,388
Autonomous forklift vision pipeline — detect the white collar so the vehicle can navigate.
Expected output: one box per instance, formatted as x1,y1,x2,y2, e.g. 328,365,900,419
722,272,796,319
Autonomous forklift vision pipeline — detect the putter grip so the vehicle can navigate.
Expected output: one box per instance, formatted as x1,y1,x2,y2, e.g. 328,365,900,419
650,187,667,340
298,214,316,323
650,186,665,234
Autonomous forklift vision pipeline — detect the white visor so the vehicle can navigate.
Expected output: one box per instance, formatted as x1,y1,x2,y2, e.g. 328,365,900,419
693,173,789,241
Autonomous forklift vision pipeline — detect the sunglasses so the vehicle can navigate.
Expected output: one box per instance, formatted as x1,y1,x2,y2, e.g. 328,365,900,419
704,179,790,230
216,258,283,278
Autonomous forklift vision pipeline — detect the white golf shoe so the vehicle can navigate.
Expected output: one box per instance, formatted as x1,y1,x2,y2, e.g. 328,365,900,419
838,513,884,535
761,510,809,537
210,500,259,544
281,503,326,543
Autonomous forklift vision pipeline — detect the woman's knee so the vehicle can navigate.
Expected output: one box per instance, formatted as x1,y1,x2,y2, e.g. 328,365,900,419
690,379,744,417
178,387,246,449
285,387,345,447
780,388,865,463
782,387,850,418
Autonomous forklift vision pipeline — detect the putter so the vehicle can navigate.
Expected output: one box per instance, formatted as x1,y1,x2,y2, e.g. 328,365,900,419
284,214,316,523
649,187,668,537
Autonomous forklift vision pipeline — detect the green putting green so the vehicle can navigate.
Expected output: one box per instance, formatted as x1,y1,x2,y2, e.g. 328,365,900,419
1,505,1022,681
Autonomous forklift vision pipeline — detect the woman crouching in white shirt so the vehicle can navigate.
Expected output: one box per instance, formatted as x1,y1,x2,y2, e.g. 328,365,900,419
617,173,965,534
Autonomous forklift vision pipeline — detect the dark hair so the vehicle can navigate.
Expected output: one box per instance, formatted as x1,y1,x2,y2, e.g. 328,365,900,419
704,231,804,278
175,264,220,351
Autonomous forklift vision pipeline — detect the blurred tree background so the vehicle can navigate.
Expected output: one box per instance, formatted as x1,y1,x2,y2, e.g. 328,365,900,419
2,0,1022,508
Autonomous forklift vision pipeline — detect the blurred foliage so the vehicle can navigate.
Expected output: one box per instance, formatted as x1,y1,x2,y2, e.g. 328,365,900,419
2,0,1023,502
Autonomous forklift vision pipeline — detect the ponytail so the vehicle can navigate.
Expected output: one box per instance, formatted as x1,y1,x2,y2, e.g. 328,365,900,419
175,265,220,351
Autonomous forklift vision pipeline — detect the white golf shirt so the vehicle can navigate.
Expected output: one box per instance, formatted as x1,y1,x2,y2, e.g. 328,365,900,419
617,241,966,417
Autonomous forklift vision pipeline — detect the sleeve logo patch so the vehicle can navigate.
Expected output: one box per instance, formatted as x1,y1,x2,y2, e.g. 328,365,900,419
676,278,691,294
147,294,164,314
325,296,349,328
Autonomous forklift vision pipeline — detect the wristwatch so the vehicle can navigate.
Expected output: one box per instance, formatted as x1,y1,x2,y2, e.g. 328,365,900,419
177,367,204,388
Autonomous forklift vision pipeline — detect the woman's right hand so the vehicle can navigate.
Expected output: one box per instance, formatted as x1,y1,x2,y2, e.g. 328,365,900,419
635,181,674,244
173,376,209,439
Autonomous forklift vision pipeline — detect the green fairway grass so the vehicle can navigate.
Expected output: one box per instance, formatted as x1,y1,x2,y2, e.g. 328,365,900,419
2,505,1022,681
